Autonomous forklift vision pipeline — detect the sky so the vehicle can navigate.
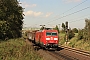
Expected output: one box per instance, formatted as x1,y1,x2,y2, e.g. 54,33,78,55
20,0,90,29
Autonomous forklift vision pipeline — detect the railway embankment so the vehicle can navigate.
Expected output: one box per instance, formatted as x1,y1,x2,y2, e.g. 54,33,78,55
0,38,42,60
59,33,90,52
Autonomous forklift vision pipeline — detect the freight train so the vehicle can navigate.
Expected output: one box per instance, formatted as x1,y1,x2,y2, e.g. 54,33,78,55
27,28,59,50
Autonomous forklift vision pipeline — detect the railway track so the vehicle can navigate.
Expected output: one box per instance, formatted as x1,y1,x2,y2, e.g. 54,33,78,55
45,46,90,60
60,46,90,57
27,39,90,60
46,50,79,60
46,51,64,60
43,44,90,60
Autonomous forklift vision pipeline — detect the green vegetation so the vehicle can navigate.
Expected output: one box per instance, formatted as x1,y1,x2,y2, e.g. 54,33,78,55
77,29,83,40
59,33,65,45
68,38,90,51
0,38,42,60
59,20,90,52
83,19,90,41
72,28,78,33
61,23,65,33
53,25,60,33
68,28,75,39
0,0,24,40
0,0,41,57
59,32,90,52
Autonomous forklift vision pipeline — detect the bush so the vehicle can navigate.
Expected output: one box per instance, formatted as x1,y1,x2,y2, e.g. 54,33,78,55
0,38,42,60
77,29,83,40
72,28,78,33
68,29,75,39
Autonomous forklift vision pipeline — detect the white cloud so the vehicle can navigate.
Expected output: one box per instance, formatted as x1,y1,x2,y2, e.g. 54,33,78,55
45,12,53,18
24,10,53,18
25,4,36,8
22,2,37,8
31,4,37,7
24,10,43,17
63,0,81,3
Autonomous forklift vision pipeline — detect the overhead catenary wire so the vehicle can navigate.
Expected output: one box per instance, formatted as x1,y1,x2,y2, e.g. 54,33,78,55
69,18,86,23
62,0,88,15
45,14,90,28
46,6,90,24
31,0,89,28
45,0,88,24
70,17,90,23
68,14,90,23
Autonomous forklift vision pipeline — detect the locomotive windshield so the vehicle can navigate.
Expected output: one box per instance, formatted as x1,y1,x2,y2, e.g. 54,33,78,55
52,32,57,36
46,32,57,36
46,32,51,36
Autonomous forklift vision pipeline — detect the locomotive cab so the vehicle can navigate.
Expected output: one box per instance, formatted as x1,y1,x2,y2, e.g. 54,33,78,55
33,29,59,50
45,31,59,48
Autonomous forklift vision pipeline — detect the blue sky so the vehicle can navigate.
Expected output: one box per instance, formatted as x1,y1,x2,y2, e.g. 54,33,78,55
20,0,90,29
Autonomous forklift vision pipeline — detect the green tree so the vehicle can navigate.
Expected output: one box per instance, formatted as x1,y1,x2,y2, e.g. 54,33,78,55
78,29,83,40
61,23,65,33
72,28,78,33
53,25,60,33
0,0,24,40
68,28,75,39
83,19,90,41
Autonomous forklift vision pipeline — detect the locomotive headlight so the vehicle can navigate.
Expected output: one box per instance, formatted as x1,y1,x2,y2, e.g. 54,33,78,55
46,38,50,40
54,38,58,40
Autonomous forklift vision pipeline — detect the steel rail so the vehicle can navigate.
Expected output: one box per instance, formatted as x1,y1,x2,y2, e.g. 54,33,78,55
46,50,79,60
60,46,90,57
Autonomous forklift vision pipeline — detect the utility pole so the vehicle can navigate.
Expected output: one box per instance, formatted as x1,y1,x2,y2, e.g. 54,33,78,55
58,24,60,32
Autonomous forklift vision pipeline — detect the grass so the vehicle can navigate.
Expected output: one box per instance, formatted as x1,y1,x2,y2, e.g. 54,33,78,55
0,38,42,60
59,33,66,45
68,39,90,51
59,33,90,52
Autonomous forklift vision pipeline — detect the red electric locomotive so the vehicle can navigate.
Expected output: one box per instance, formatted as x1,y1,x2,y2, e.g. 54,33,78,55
27,28,59,50
35,29,59,49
